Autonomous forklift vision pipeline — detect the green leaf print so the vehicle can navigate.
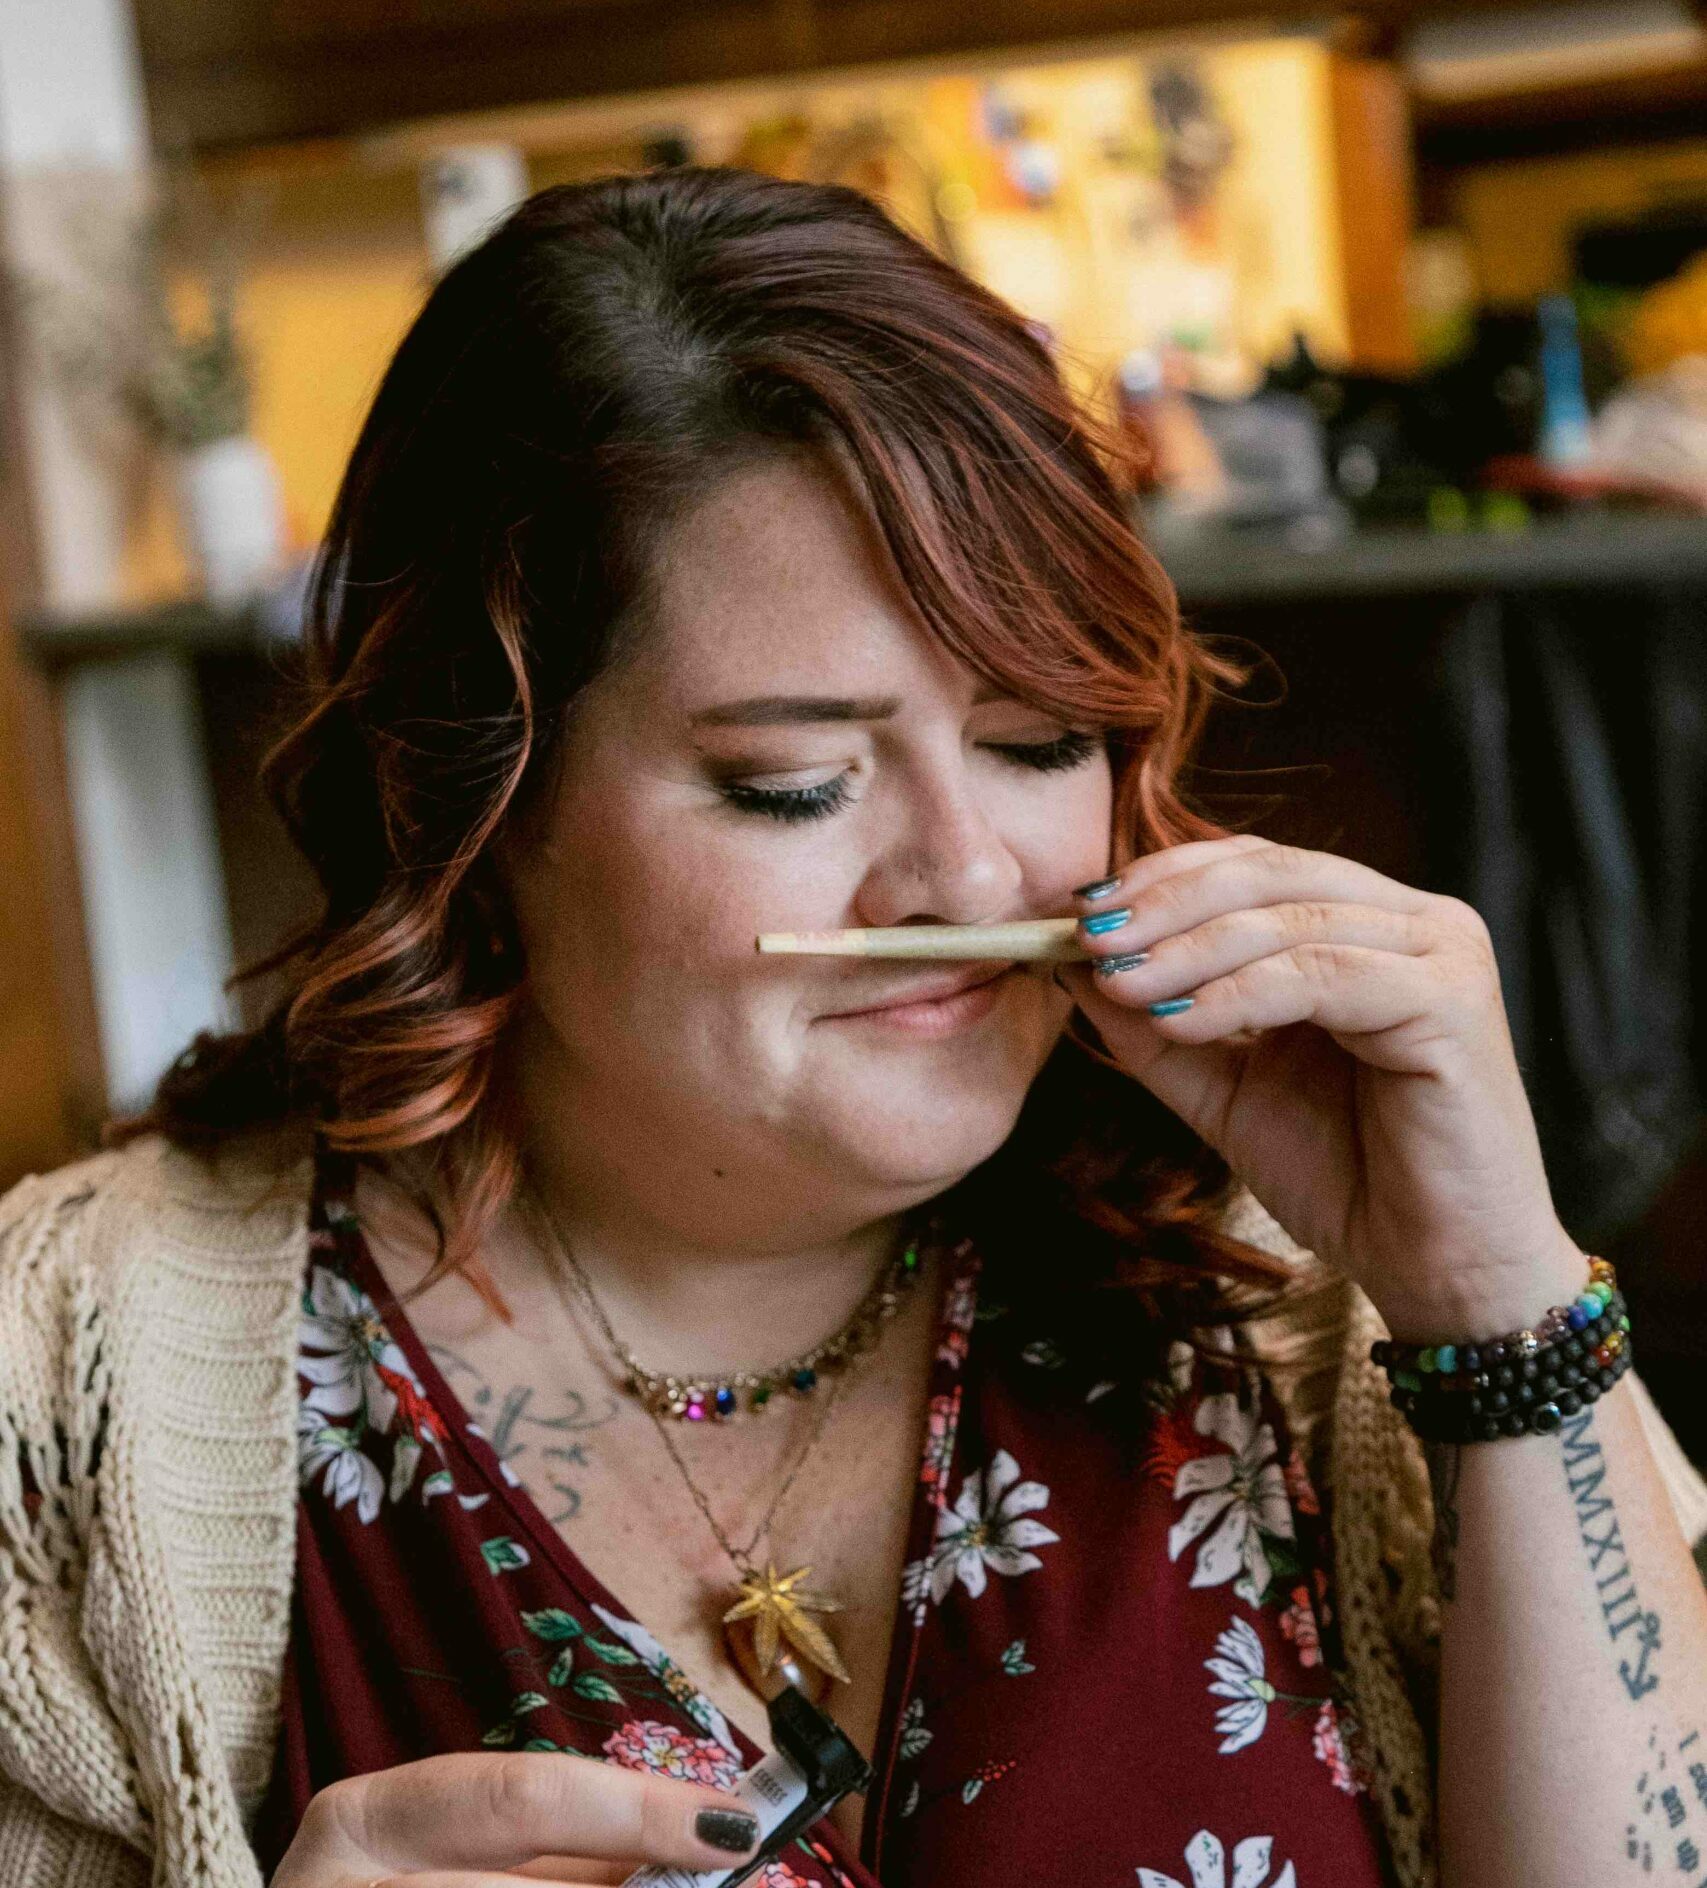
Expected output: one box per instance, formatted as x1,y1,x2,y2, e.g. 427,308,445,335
548,1649,575,1687
480,1536,532,1575
522,1608,584,1641
421,1469,454,1502
481,1721,517,1747
999,1639,1036,1676
584,1638,642,1665
389,1434,423,1504
571,1672,623,1705
520,1738,561,1752
511,1692,550,1714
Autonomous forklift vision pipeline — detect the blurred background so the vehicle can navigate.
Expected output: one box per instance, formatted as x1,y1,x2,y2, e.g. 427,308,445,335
2,0,1705,1460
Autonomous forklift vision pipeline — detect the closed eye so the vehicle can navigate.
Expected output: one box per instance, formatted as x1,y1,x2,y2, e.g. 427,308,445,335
715,730,1102,823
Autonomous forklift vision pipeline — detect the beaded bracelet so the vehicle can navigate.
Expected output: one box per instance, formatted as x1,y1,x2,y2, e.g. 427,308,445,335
1370,1257,1634,1443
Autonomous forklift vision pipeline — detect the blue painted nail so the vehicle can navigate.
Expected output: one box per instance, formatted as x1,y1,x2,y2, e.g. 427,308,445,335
1147,996,1195,1017
1093,951,1150,977
1079,907,1131,937
1073,876,1121,901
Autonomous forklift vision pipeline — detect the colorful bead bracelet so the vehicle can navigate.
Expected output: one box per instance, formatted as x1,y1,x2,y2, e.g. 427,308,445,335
1370,1257,1634,1443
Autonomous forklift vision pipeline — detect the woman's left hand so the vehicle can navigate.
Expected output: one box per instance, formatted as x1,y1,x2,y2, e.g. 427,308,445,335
1056,834,1586,1341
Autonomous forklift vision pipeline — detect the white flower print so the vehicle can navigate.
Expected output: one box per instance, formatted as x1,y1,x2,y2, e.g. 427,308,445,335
1138,1829,1297,1888
1204,1617,1277,1755
298,1264,424,1433
589,1604,740,1756
897,1696,932,1760
1167,1392,1294,1606
902,1448,1059,1609
296,1404,385,1524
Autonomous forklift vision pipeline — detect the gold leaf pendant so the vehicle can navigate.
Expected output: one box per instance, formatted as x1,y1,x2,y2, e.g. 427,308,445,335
722,1562,849,1704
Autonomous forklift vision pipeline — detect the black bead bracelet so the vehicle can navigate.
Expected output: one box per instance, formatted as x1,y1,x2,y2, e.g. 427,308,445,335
1370,1257,1633,1444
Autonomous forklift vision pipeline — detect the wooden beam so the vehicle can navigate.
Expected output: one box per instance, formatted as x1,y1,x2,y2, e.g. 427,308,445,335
136,0,1521,156
1416,56,1707,167
0,233,107,1178
1328,51,1418,374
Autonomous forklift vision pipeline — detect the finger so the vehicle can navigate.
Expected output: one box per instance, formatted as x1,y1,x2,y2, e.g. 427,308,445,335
337,1753,760,1875
1073,832,1273,907
1109,943,1467,1069
512,1858,630,1883
1074,899,1432,1005
1075,841,1436,958
363,1874,621,1888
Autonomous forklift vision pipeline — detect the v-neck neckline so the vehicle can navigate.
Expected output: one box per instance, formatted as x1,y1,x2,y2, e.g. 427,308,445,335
321,1149,980,1883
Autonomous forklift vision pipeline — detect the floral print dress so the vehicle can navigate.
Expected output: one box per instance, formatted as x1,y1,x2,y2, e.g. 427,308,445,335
250,1153,1396,1888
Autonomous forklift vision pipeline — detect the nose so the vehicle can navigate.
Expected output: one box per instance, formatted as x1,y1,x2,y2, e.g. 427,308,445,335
850,759,1026,929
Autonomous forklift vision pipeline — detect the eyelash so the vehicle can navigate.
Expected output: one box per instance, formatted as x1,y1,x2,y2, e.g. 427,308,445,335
716,731,1103,824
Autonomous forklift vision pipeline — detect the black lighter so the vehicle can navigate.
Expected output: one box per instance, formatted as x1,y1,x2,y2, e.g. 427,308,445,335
622,1685,875,1888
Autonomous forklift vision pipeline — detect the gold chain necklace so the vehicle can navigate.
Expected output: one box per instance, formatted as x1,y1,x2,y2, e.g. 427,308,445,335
559,1221,925,1422
527,1190,934,1701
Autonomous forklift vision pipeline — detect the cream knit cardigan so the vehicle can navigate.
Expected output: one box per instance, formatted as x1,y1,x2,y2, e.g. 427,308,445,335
2,1134,1704,1888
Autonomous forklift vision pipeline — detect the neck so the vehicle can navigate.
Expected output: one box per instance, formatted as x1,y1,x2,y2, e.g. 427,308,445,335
513,1131,921,1379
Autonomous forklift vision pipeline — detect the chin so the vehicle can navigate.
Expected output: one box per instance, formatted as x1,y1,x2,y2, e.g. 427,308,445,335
811,1062,1038,1195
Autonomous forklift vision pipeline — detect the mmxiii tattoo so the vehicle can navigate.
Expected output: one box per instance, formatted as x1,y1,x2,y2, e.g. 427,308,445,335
428,1344,619,1525
1561,1407,1663,1701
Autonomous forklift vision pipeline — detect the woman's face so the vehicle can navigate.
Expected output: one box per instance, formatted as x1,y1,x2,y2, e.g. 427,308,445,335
505,448,1114,1241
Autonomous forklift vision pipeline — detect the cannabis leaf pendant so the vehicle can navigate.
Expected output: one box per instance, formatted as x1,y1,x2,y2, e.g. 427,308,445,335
721,1561,850,1686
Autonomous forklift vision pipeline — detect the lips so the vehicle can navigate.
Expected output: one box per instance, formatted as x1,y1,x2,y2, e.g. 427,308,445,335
820,962,1014,1018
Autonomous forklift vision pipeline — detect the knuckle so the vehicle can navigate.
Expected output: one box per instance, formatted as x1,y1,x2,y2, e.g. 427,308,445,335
1257,841,1307,880
1294,942,1354,987
1433,893,1491,942
1280,899,1337,943
302,1775,367,1855
482,1752,562,1837
639,1777,692,1858
1146,873,1193,923
1220,958,1263,1003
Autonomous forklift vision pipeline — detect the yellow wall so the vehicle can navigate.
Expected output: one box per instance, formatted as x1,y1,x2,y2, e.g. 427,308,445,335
157,36,1355,570
1448,138,1707,303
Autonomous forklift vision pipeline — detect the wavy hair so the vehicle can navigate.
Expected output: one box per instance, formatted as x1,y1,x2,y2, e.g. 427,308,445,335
121,166,1302,1373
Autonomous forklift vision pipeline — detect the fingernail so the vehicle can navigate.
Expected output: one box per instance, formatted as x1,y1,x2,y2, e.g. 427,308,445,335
1093,951,1150,977
1073,876,1121,901
1079,907,1132,937
696,1808,760,1853
1147,996,1195,1016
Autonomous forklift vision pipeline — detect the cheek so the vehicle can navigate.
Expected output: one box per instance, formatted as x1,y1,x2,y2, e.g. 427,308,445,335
1014,763,1114,893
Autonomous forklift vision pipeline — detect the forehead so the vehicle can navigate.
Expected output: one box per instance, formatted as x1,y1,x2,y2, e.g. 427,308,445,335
629,448,967,707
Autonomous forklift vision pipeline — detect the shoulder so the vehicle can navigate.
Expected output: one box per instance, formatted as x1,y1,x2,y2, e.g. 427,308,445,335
0,1126,316,1338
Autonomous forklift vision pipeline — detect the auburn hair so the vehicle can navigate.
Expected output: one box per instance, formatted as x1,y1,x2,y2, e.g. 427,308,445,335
121,166,1302,1384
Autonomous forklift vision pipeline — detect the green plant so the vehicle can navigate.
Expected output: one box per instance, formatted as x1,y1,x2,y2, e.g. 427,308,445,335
10,164,259,455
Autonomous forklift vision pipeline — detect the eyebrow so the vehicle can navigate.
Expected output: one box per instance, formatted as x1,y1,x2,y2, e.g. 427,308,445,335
689,684,1008,728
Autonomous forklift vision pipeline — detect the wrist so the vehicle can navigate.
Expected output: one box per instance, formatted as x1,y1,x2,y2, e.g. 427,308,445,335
1374,1232,1589,1347
1372,1247,1631,1445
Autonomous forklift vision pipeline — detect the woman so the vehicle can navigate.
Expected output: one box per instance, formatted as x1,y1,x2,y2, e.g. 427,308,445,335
2,167,1704,1888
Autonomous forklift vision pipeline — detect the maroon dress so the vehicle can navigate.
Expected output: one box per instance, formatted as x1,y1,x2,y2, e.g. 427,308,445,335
251,1152,1396,1888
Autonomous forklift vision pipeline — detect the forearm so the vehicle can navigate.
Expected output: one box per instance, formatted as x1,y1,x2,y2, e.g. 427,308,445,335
1432,1367,1707,1886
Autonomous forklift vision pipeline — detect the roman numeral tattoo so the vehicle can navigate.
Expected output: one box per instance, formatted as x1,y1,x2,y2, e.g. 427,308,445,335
1561,1408,1662,1701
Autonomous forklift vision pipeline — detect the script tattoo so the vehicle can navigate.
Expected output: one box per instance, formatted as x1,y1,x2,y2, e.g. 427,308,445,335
428,1344,619,1525
1627,1723,1707,1875
1561,1408,1662,1701
1423,1440,1462,1603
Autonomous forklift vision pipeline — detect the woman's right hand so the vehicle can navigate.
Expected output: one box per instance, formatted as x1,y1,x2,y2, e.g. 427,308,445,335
269,1750,763,1887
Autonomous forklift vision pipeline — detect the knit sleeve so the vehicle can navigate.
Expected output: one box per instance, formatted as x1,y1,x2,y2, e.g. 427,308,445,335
0,1162,155,1857
0,1774,148,1888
